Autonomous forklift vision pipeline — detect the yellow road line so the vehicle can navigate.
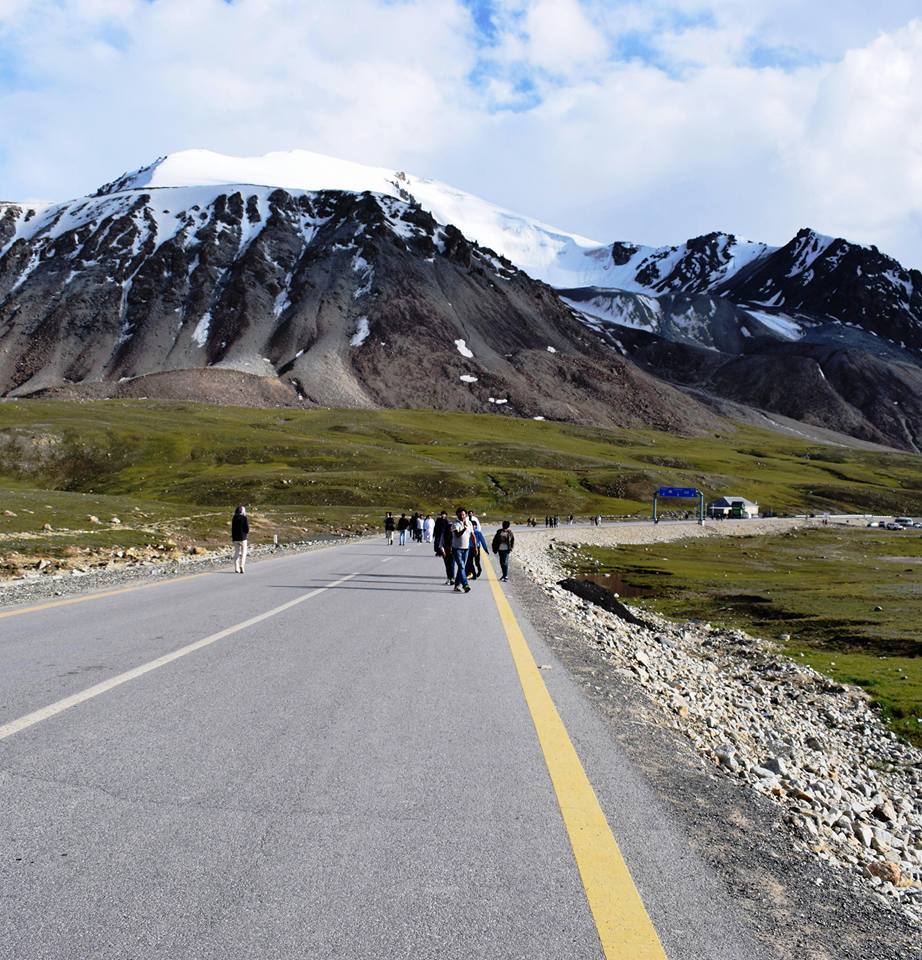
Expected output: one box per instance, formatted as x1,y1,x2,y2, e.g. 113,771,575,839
0,570,216,620
484,559,666,959
0,573,356,741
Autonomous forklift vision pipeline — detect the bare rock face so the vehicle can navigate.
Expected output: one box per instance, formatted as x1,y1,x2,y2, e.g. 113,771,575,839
563,228,922,450
0,184,713,434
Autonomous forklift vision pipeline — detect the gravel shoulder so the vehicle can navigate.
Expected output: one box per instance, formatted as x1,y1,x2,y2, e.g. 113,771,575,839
508,519,921,959
0,536,357,610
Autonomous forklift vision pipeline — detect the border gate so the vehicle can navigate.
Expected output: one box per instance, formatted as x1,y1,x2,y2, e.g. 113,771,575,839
653,486,705,525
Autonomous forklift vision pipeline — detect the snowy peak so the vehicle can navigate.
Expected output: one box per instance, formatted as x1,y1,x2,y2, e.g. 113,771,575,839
90,149,608,288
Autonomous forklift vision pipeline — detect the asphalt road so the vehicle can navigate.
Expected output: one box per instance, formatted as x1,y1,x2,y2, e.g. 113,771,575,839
0,539,774,959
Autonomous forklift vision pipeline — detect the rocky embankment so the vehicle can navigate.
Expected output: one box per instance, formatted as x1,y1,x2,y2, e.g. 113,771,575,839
515,521,922,923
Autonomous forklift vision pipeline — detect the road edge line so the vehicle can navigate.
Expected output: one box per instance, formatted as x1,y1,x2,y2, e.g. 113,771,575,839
484,559,667,960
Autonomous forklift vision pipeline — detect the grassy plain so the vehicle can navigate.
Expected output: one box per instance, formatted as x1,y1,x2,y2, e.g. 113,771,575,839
1,400,922,561
568,528,922,745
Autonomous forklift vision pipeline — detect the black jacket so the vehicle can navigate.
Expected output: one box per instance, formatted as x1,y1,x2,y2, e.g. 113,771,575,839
432,517,449,552
385,515,396,531
492,528,514,553
397,516,410,531
231,513,249,541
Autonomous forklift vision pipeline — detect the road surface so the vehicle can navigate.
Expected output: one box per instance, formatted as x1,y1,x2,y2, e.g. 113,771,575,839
0,539,772,959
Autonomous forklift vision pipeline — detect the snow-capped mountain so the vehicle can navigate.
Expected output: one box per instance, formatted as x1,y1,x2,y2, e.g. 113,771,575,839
91,148,611,288
0,153,708,432
2,148,922,448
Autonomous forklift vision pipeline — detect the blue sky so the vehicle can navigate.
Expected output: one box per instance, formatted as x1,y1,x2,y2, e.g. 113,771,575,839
1,1,921,265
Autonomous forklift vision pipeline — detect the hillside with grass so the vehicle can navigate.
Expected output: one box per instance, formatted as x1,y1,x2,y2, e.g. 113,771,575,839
1,400,922,572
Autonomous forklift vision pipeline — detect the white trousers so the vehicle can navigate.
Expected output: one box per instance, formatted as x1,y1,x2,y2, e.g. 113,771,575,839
233,540,248,571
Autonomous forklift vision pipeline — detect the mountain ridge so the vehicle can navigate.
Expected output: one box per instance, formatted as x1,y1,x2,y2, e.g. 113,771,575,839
2,148,921,450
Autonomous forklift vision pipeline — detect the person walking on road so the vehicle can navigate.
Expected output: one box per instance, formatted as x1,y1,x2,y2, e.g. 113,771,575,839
231,505,249,574
424,514,435,543
492,520,515,582
384,512,396,546
397,513,410,546
433,510,454,584
414,513,424,543
466,517,489,580
451,507,473,593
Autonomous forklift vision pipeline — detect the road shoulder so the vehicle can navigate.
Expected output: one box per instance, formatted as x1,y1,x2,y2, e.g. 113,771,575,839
501,560,918,960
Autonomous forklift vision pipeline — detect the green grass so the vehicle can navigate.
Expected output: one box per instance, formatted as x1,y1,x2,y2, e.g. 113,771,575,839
567,528,922,746
0,398,921,562
0,400,921,555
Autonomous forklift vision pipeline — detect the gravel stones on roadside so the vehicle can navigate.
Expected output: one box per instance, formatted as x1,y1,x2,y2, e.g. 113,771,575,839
516,520,922,925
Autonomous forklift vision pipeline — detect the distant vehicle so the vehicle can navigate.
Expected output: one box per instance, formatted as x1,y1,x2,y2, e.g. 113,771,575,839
885,522,905,530
894,517,915,527
867,520,880,527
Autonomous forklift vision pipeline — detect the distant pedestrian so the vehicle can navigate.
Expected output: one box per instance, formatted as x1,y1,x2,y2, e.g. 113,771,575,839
595,514,602,527
414,513,424,543
451,507,473,593
231,505,249,574
492,520,515,582
433,510,454,583
424,514,434,543
397,513,410,546
384,512,396,546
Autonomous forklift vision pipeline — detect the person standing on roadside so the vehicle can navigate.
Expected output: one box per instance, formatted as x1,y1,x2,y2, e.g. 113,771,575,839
397,512,410,546
492,520,515,582
451,507,473,593
231,505,249,574
433,510,454,584
384,512,396,546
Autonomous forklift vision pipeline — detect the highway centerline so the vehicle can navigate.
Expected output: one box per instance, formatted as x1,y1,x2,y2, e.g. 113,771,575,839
483,558,667,959
0,573,356,742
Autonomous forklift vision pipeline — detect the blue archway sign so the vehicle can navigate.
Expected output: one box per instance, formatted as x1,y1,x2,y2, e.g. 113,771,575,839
653,487,705,524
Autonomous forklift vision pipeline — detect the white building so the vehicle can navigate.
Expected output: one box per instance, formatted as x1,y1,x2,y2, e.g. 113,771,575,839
707,496,759,519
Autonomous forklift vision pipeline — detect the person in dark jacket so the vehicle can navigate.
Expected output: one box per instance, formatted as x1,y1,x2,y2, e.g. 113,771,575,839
465,518,489,579
397,513,410,545
432,511,454,584
231,505,249,574
491,520,515,582
384,512,396,546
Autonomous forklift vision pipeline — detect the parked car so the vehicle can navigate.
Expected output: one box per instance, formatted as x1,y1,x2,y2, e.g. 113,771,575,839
885,522,905,530
867,521,880,527
894,517,915,527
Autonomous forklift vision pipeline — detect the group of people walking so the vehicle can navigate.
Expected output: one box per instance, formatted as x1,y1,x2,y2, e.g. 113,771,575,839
384,507,515,592
384,512,435,546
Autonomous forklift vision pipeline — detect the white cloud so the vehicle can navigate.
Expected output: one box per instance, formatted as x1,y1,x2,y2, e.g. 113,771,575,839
524,0,608,73
0,1,921,268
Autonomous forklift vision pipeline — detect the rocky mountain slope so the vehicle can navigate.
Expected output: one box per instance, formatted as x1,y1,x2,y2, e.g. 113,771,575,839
2,149,921,448
0,170,709,433
559,228,922,450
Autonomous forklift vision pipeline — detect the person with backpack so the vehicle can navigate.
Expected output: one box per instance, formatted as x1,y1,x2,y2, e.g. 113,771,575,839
384,512,396,546
397,513,410,545
492,521,515,582
451,507,473,593
231,505,249,574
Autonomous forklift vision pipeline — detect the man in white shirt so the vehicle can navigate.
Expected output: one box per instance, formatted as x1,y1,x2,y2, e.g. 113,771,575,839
450,507,473,593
